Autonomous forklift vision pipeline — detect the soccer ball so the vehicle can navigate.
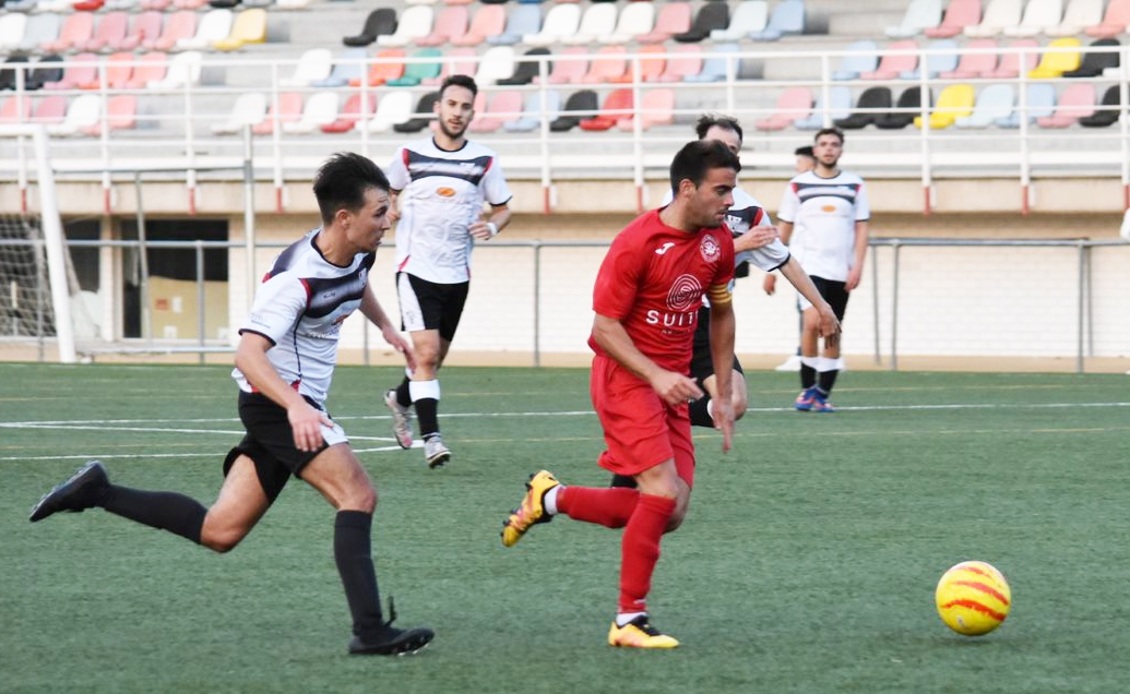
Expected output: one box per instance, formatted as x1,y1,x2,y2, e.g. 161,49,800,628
935,560,1011,636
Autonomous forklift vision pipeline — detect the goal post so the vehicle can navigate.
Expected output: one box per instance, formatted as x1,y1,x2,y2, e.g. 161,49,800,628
0,124,76,363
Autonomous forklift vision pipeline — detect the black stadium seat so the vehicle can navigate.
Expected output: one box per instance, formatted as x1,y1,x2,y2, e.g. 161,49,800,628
1079,85,1121,128
833,86,892,129
394,91,439,134
0,56,29,92
1063,38,1120,78
343,8,398,48
874,86,930,130
673,1,729,43
26,55,64,92
497,47,550,86
550,89,598,133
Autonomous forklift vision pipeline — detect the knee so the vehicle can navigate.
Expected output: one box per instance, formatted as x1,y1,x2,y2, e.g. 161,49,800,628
340,484,377,514
732,396,748,421
664,510,686,533
200,528,244,554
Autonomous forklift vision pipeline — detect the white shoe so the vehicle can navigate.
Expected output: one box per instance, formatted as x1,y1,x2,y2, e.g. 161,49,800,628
424,436,451,469
384,389,414,449
774,355,802,372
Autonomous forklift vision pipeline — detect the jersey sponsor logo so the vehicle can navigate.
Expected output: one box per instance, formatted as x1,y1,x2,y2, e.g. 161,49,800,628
822,204,837,213
436,187,456,197
655,242,676,255
700,234,721,263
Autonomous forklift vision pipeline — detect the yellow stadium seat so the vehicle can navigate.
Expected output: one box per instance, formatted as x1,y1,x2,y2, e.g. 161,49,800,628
213,9,267,52
1028,37,1082,78
914,83,975,129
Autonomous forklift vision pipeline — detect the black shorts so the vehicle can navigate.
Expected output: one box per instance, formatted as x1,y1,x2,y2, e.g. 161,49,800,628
396,272,469,342
688,305,743,390
810,276,850,321
222,391,329,503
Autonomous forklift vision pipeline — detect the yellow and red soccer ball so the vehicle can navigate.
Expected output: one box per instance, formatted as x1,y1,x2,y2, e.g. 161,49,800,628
935,560,1011,636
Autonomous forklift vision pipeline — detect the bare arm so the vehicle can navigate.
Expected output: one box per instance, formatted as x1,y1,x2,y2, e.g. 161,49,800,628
234,332,332,453
762,221,794,295
707,300,735,453
470,203,513,241
591,313,703,407
778,257,841,340
360,285,416,372
733,225,779,253
846,221,869,291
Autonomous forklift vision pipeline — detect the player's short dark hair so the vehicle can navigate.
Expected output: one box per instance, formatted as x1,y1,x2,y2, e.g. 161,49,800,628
439,74,478,100
313,152,389,225
814,127,844,144
794,145,815,158
669,140,741,195
694,114,743,144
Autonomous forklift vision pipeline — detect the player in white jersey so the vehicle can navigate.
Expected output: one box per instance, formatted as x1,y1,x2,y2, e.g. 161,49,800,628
776,127,870,413
29,153,435,656
382,74,513,468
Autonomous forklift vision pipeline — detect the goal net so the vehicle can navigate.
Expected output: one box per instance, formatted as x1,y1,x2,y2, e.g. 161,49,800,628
0,124,79,363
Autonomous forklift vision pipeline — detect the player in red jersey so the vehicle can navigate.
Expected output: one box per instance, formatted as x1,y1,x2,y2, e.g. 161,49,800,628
500,140,740,648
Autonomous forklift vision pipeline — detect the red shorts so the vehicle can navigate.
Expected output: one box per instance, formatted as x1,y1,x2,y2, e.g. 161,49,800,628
590,355,696,486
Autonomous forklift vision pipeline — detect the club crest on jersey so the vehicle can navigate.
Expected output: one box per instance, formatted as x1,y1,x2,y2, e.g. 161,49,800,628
700,234,721,263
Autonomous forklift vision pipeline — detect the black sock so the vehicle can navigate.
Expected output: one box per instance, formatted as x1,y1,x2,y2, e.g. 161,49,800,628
688,397,713,427
818,369,839,395
800,364,817,389
100,486,206,544
414,397,439,439
395,377,411,408
334,510,386,640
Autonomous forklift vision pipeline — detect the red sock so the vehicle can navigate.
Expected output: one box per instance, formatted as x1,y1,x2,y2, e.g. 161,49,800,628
557,486,638,529
618,494,676,614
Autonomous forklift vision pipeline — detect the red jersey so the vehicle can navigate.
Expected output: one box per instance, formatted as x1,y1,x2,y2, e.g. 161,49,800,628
590,209,735,373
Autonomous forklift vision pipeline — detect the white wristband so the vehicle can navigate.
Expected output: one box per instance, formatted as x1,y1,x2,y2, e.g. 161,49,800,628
486,221,499,237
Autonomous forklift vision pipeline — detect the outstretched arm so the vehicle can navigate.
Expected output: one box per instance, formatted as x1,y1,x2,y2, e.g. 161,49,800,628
360,285,416,372
707,299,735,453
778,257,840,340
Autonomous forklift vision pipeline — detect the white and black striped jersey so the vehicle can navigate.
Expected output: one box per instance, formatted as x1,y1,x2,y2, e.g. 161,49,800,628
777,170,870,282
233,229,373,406
386,138,512,284
660,186,790,274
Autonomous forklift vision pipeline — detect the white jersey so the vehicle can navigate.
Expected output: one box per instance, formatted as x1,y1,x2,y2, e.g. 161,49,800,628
386,137,512,284
660,186,790,274
777,170,870,282
232,229,373,406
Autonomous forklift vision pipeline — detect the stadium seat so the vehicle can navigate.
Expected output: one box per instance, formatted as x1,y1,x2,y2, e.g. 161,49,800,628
673,1,728,43
601,0,655,44
468,89,522,132
48,93,100,137
207,0,240,8
211,91,267,134
252,91,302,134
393,90,438,133
176,9,233,51
0,57,29,92
564,2,617,44
83,93,136,135
364,89,413,133
342,8,397,48
81,11,128,53
145,11,196,52
18,14,61,54
0,95,33,124
685,44,739,82
549,88,596,131
964,0,1022,37
1036,83,1095,127
503,89,560,131
422,47,475,85
795,85,852,129
749,0,805,41
80,51,134,90
498,47,550,86
451,3,505,47
0,14,27,55
617,87,673,131
984,38,1039,78
886,0,943,38
1048,0,1103,35
831,40,879,81
172,0,210,9
925,0,982,37
274,0,309,7
860,39,918,80
1028,37,1082,78
578,88,631,131
43,53,98,91
378,5,433,47
939,38,999,78
474,45,516,85
874,86,929,129
901,39,959,79
282,92,340,134
147,50,202,89
124,51,166,89
26,56,64,92
416,5,468,46
524,2,580,46
354,49,406,86
312,48,365,88
1085,0,1130,37
655,44,701,83
580,46,627,84
1077,84,1120,127
995,82,1055,126
914,83,974,129
115,11,162,52
1062,38,1120,77
1003,0,1064,36
488,3,541,45
954,83,1015,128
637,2,691,44
712,0,767,42
280,48,333,88
138,0,171,9
609,43,665,83
29,95,67,126
754,86,813,131
42,12,95,55
386,47,442,86
213,8,267,52
537,46,586,85
321,93,376,134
